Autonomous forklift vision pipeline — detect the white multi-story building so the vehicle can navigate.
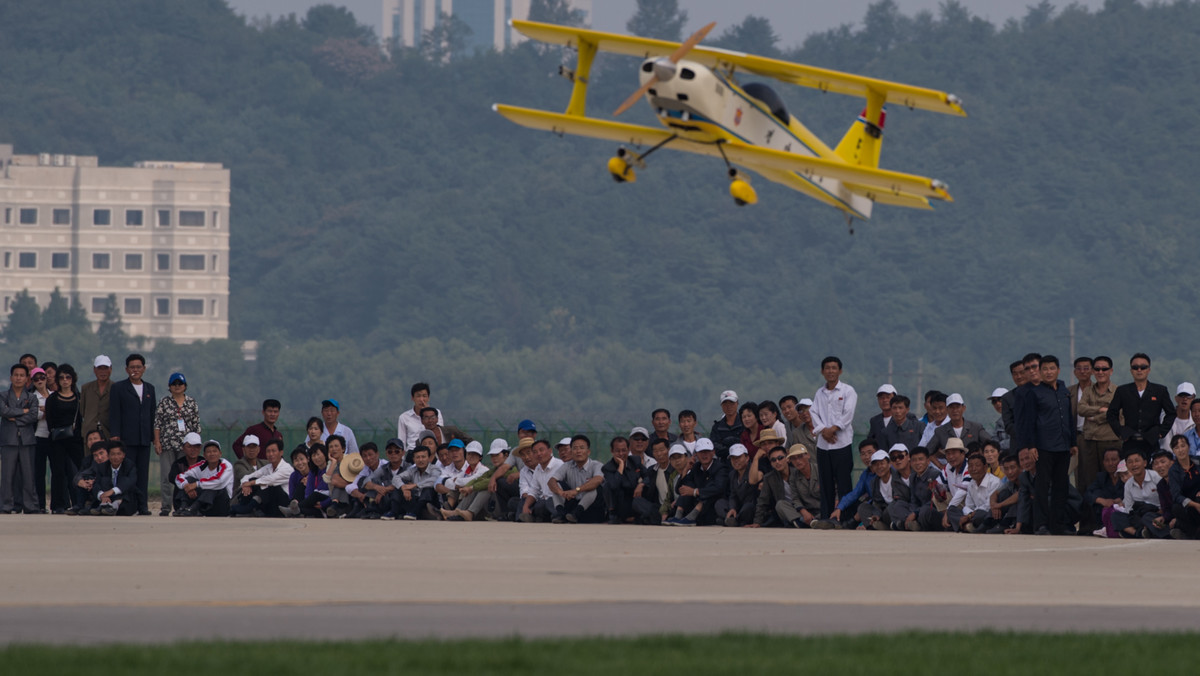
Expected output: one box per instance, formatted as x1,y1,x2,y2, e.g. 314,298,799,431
382,0,591,52
0,144,230,344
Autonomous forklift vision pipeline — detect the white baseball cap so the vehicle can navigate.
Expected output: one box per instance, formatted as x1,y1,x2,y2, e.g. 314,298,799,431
243,434,260,446
465,440,484,456
989,387,1009,399
695,438,714,452
557,437,572,447
629,426,650,439
720,390,738,403
946,393,964,406
889,444,909,454
876,384,897,395
183,432,203,446
488,439,509,455
728,444,748,457
870,450,890,463
668,445,688,457
1177,382,1196,396
797,398,814,408
93,355,112,368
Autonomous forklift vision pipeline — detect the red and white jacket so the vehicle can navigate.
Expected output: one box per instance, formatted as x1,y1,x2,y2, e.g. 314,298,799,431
175,459,235,497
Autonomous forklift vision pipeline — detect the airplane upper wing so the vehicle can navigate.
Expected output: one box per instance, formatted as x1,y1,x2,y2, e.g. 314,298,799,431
493,104,953,202
512,20,966,117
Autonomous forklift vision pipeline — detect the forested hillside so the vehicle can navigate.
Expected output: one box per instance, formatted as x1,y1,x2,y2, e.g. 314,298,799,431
2,0,1198,423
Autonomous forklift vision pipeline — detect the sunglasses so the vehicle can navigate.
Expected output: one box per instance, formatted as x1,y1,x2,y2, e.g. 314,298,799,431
1131,365,1150,371
1093,367,1111,372
769,456,787,462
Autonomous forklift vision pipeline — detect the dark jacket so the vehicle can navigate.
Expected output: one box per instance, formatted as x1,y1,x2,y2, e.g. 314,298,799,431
868,468,912,508
866,413,890,447
681,457,729,502
929,420,992,455
1014,380,1075,453
95,460,138,499
1107,382,1175,445
1167,461,1200,508
0,387,39,446
880,415,924,452
754,468,820,525
1085,470,1124,506
709,417,744,459
725,466,760,507
908,464,944,508
602,456,647,500
108,379,156,446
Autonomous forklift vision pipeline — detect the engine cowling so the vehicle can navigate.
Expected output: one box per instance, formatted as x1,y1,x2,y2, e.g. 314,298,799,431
608,156,636,183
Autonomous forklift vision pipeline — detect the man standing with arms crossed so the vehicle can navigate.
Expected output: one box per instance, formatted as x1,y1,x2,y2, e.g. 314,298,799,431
811,356,857,518
1015,355,1075,535
1107,353,1175,460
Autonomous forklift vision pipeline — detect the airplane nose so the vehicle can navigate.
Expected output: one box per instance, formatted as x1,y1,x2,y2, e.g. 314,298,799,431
652,59,677,82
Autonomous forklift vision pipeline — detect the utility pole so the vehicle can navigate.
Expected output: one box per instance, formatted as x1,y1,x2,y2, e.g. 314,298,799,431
915,358,924,402
1069,317,1076,367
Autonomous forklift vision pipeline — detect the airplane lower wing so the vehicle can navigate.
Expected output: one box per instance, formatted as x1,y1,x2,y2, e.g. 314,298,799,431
494,104,953,203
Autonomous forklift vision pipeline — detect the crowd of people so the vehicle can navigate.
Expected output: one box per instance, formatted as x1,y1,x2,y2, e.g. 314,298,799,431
2,350,1198,540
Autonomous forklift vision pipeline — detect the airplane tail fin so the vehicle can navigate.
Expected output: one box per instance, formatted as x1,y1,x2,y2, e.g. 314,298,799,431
835,105,886,168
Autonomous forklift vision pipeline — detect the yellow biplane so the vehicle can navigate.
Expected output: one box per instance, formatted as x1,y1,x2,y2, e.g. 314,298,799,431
493,20,966,225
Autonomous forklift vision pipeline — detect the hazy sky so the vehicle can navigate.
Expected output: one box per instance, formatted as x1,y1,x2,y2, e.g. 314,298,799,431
228,0,1112,47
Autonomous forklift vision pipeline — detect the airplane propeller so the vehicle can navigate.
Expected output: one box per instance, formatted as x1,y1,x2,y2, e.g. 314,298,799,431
613,22,717,116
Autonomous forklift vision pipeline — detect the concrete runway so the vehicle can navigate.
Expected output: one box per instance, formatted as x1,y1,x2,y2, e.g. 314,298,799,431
1,515,1197,644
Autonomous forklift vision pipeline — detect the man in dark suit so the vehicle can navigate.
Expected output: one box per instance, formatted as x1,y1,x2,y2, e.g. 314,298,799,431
1014,355,1076,535
891,445,943,531
108,354,156,515
1107,353,1175,459
93,441,139,516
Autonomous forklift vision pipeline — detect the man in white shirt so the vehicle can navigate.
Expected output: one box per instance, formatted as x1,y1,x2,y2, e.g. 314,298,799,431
174,439,234,517
522,439,563,522
810,356,858,518
1160,383,1196,452
944,451,1002,532
396,382,443,450
1112,450,1163,538
319,399,359,454
229,439,294,517
917,391,950,454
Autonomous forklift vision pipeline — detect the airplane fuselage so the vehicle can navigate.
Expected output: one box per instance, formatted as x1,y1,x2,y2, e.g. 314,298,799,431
638,57,874,218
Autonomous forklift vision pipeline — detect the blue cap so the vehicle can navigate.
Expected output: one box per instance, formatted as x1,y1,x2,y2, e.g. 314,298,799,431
321,399,340,410
448,439,465,449
168,372,186,385
517,419,536,432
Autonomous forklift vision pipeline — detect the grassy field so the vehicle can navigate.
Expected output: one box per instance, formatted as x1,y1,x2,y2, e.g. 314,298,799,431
1,632,1193,674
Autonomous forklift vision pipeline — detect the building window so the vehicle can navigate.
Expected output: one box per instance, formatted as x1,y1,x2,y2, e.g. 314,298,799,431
91,297,107,313
51,252,70,269
156,253,170,271
18,252,37,269
19,208,37,225
125,253,143,271
125,209,143,226
124,298,142,315
3,207,10,224
52,208,71,225
178,298,204,315
179,210,205,227
179,254,205,271
155,298,170,316
92,253,110,270
3,252,11,268
93,209,111,226
157,209,171,227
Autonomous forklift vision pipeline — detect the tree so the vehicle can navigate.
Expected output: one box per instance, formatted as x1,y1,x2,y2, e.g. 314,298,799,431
860,0,907,53
710,15,780,57
625,0,688,42
528,0,587,27
67,293,91,330
41,287,71,331
3,289,41,342
302,4,376,46
420,12,472,61
96,294,128,355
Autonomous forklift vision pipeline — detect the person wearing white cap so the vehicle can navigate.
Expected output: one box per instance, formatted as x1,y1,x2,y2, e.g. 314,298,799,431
174,440,234,517
79,355,113,440
658,444,692,523
928,393,992,457
866,384,898,448
987,388,1010,451
709,391,744,459
666,437,727,526
164,432,204,513
233,435,268,487
715,443,759,527
1159,382,1196,453
627,427,656,469
853,449,907,531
